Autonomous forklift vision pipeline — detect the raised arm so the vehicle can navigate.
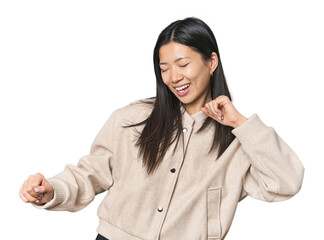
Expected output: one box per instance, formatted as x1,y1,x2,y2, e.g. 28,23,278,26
232,113,305,202
19,110,118,211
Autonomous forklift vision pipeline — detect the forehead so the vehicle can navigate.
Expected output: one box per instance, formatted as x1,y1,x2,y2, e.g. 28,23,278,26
159,42,199,62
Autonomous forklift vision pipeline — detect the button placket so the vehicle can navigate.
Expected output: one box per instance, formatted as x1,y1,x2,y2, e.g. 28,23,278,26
156,108,204,235
182,125,193,156
155,124,187,236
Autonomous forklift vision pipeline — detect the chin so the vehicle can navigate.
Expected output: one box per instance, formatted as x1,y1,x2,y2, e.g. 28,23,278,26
177,98,192,105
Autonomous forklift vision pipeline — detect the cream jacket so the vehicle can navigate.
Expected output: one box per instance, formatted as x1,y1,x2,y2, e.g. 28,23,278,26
35,98,304,240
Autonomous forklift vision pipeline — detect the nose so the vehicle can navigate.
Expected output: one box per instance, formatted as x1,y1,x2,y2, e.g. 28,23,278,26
170,68,183,83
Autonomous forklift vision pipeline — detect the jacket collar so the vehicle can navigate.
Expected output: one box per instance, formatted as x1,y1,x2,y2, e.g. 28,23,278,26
180,103,209,128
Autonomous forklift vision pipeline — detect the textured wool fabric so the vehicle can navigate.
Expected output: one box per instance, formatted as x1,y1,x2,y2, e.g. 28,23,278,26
33,97,304,240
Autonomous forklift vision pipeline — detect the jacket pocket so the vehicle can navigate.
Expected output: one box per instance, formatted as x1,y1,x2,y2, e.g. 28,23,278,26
207,187,222,239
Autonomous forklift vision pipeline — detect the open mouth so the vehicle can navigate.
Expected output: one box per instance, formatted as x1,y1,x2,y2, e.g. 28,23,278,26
175,83,190,92
174,83,191,96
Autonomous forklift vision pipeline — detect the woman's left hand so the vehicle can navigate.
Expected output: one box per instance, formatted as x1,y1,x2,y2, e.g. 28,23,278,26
201,95,248,128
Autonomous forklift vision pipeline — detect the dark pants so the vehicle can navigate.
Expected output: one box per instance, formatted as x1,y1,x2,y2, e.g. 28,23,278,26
96,234,109,240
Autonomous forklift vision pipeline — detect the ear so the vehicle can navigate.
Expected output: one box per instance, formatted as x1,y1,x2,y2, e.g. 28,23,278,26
209,52,218,75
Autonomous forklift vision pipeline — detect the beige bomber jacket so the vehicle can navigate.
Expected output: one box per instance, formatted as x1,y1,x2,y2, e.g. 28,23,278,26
35,97,305,240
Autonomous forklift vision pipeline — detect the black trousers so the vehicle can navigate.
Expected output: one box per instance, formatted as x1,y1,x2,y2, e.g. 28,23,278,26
96,234,109,240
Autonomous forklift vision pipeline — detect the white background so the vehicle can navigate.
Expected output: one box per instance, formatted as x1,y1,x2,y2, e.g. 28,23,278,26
1,0,323,239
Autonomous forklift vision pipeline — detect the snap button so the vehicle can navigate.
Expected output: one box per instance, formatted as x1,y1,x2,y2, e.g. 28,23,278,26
170,168,176,173
157,206,163,212
182,127,188,133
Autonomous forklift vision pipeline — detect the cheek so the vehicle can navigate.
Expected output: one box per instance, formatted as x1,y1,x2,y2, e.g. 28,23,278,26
161,74,171,86
185,64,207,81
186,67,211,91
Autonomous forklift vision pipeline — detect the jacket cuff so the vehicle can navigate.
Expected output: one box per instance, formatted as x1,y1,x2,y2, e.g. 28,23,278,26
231,113,268,144
32,178,67,210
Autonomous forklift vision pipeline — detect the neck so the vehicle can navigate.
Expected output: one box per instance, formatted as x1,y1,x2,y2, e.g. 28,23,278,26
184,90,212,115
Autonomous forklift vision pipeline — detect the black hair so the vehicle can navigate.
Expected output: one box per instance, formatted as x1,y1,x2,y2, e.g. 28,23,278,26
125,17,235,176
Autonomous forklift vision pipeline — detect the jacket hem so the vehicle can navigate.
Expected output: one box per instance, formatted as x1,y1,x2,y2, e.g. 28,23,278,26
97,219,145,240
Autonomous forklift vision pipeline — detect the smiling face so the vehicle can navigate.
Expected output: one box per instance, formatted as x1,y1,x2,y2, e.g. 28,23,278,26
159,41,218,115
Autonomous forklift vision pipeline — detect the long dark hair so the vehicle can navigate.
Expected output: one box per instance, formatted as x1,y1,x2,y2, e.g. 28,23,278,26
125,17,235,176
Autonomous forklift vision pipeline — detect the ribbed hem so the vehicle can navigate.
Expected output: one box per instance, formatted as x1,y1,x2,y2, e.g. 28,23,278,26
32,178,67,210
97,219,144,240
231,113,268,145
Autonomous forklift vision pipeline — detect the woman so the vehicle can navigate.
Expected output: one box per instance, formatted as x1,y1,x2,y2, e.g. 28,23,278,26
19,17,304,240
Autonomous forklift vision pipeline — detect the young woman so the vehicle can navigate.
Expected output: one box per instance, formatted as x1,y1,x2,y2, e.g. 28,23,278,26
19,17,304,240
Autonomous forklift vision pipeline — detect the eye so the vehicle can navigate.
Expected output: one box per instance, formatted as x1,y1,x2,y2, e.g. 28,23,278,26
180,63,189,68
161,69,168,73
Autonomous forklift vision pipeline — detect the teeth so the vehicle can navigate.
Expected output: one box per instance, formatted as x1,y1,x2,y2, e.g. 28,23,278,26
175,84,190,91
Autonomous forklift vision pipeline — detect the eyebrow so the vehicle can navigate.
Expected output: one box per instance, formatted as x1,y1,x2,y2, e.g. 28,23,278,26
159,57,190,65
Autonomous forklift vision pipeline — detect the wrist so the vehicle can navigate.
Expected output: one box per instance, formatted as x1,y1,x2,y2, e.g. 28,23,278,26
232,115,248,128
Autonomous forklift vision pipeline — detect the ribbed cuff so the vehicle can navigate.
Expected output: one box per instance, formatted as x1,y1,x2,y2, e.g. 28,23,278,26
231,113,268,144
32,178,67,210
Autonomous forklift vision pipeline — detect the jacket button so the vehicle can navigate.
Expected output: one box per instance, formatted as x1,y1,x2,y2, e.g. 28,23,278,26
157,206,163,212
170,168,176,173
182,127,188,133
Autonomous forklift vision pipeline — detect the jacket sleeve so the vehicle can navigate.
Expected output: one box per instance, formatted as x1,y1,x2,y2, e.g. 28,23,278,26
33,110,118,212
232,113,305,202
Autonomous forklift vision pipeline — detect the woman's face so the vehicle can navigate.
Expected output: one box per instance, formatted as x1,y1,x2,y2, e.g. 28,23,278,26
159,41,218,115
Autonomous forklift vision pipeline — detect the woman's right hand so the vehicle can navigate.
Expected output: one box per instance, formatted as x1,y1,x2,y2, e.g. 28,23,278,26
19,173,54,205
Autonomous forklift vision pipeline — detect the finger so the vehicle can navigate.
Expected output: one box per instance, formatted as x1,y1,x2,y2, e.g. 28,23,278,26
27,173,45,197
206,102,223,121
216,96,231,111
215,97,227,112
36,175,53,194
201,107,210,117
22,189,38,203
35,196,46,205
209,101,223,117
22,179,38,202
38,194,51,205
26,182,39,198
202,106,221,122
32,173,45,189
216,95,229,103
37,178,54,204
19,181,29,203
43,180,54,193
202,105,214,117
35,186,54,205
203,105,217,119
34,183,51,197
207,99,223,115
33,181,47,194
